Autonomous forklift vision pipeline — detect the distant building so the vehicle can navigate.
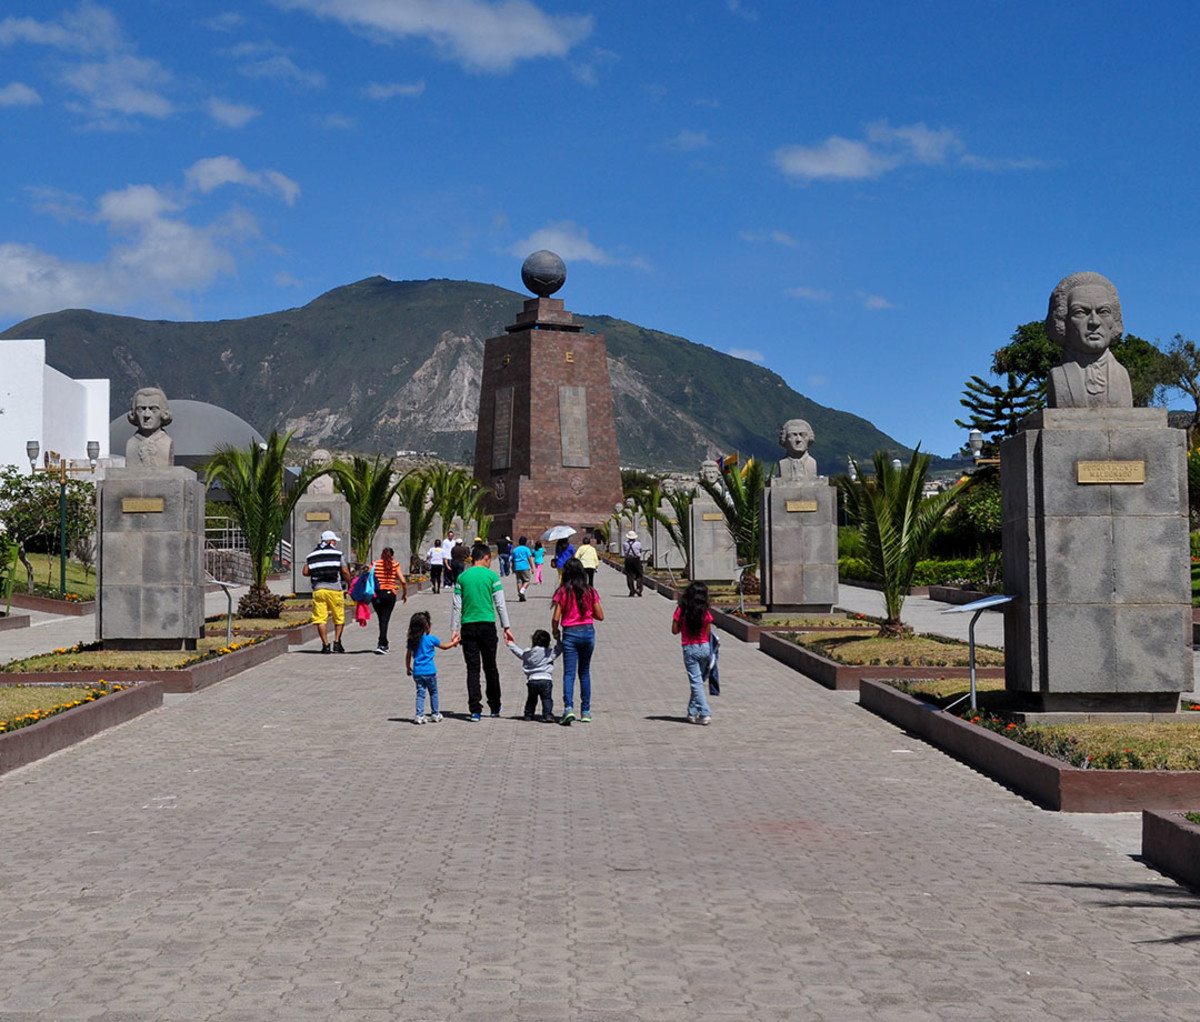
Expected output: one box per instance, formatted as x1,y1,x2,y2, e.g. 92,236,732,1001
0,338,110,471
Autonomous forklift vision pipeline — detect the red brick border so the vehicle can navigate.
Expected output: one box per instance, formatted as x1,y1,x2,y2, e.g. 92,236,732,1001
0,613,30,632
861,679,1200,812
1142,811,1200,887
9,592,95,616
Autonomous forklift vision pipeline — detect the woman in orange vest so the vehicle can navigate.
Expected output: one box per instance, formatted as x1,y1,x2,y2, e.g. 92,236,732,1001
372,547,408,655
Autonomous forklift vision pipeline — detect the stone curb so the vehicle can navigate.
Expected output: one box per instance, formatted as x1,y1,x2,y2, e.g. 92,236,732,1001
760,632,1006,691
861,678,1200,812
1142,811,1200,887
9,592,95,616
0,682,164,777
0,613,31,632
0,633,289,695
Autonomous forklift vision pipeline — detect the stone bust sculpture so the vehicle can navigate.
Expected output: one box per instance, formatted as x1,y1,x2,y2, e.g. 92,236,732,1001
125,386,174,466
699,459,722,487
776,418,817,480
306,449,335,495
1045,271,1132,409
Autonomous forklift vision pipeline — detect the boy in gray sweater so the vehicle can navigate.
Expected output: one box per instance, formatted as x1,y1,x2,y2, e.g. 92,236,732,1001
506,629,562,722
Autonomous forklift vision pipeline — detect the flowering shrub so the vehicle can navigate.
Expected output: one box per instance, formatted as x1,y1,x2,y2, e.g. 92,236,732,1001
0,681,124,733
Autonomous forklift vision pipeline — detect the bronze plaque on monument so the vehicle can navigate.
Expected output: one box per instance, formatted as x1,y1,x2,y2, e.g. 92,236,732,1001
1076,460,1146,484
122,497,165,513
305,511,331,522
785,499,819,512
492,386,513,470
559,386,590,468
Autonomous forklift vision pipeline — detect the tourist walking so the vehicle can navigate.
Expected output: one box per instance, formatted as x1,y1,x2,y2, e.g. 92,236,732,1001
371,547,408,654
672,581,713,725
551,557,604,725
426,538,447,593
623,531,644,596
497,536,513,577
553,537,575,585
302,530,352,654
506,629,562,722
532,541,545,585
405,610,457,724
576,533,599,588
448,537,469,588
450,542,514,721
511,535,534,601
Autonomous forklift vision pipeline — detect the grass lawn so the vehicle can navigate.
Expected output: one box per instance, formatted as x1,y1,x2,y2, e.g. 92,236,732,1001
799,633,1005,668
0,685,101,721
210,608,313,634
11,552,96,599
1,635,262,674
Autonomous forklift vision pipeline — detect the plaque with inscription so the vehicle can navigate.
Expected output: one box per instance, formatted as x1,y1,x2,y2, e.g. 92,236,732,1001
122,497,164,513
702,512,724,522
559,386,590,468
305,511,332,522
380,518,398,526
1076,461,1146,484
785,499,819,512
492,386,513,471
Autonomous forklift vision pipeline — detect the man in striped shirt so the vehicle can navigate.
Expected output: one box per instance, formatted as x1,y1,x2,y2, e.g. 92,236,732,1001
303,530,352,654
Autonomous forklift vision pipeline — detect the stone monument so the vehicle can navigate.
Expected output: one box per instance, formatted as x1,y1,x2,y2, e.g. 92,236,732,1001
760,419,837,612
97,386,205,649
473,251,623,540
292,450,351,592
652,480,687,575
688,460,738,582
1001,272,1192,712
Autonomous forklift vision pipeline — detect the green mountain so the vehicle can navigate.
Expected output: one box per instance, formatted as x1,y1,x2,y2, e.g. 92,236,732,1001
1,276,914,471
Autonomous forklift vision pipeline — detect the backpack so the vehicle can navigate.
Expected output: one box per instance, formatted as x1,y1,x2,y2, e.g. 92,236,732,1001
348,565,376,602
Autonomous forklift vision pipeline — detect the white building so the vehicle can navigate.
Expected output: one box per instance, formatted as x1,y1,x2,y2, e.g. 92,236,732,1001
0,339,110,471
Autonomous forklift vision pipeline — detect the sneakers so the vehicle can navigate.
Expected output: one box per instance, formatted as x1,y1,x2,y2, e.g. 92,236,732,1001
430,713,443,722
320,643,332,654
559,711,575,726
687,714,698,724
470,713,481,722
375,646,387,655
490,708,502,718
698,716,711,726
518,593,527,602
414,715,426,725
580,712,592,723
332,641,345,653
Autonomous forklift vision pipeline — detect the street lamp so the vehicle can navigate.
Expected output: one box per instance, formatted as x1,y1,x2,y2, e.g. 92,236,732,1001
26,439,99,593
892,458,902,472
968,429,1000,466
847,456,857,483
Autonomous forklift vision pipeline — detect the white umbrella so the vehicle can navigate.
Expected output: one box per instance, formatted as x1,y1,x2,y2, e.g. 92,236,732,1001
540,524,576,542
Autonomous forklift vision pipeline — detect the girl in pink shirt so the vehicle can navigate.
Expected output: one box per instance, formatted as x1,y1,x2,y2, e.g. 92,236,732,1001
551,557,604,725
671,581,713,725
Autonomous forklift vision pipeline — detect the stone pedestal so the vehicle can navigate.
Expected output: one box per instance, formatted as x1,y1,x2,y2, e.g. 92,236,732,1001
473,297,623,542
1001,408,1192,712
97,467,205,650
652,502,686,574
291,493,351,593
688,499,738,582
760,480,838,613
373,503,410,568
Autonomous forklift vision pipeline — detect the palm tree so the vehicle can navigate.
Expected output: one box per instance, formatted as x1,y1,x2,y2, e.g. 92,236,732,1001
203,430,320,617
628,479,694,578
699,456,765,566
838,447,961,636
395,470,438,573
330,454,407,565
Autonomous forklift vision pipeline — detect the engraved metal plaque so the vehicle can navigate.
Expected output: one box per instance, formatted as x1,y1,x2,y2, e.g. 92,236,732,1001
492,386,513,471
1076,460,1146,484
379,518,398,526
559,386,590,468
122,497,164,513
786,499,819,512
702,512,724,522
305,511,332,522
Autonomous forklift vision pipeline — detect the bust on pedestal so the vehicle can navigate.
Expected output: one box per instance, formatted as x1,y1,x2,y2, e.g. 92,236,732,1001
760,419,837,613
1002,272,1192,712
688,460,738,582
98,387,205,649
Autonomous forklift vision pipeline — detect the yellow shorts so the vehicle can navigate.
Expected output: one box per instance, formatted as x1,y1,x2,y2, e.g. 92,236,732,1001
311,588,345,626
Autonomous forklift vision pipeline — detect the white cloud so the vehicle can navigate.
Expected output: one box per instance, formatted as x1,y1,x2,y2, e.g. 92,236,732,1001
204,12,247,32
0,161,300,319
0,3,124,55
63,54,174,119
184,156,301,205
318,112,356,130
570,46,618,87
775,119,1042,183
663,129,712,152
363,80,426,99
274,271,303,288
786,285,831,302
237,52,326,88
271,0,593,73
0,82,41,106
728,347,765,364
507,221,618,265
864,294,895,310
207,97,260,127
741,230,797,248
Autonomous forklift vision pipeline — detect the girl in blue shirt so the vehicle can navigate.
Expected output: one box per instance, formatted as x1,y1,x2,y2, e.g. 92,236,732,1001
405,611,458,724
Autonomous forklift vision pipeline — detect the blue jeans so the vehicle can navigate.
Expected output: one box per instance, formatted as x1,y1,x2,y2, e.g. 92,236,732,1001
682,644,712,718
414,673,438,717
561,624,595,713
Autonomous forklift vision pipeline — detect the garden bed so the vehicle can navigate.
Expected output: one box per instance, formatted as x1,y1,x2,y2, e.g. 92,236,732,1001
0,682,164,777
0,634,288,694
860,679,1200,812
205,609,319,646
759,631,1005,691
1142,811,1200,888
9,591,95,616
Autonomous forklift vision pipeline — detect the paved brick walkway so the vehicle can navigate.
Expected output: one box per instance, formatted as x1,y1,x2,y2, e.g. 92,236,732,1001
3,565,1200,1020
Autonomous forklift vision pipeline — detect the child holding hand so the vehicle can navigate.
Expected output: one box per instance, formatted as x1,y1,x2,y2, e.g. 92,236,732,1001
405,611,458,724
506,629,562,722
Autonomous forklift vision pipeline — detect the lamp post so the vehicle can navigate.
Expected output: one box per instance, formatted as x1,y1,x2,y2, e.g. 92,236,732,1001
26,440,99,593
968,429,1001,467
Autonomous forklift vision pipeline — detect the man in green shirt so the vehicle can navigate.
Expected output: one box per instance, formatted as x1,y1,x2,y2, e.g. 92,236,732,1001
450,542,514,720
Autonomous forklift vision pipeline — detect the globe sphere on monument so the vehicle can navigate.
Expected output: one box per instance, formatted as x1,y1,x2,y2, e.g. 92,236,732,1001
521,250,567,297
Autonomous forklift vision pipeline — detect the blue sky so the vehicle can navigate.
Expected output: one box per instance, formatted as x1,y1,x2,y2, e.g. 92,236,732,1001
1,1,1198,459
